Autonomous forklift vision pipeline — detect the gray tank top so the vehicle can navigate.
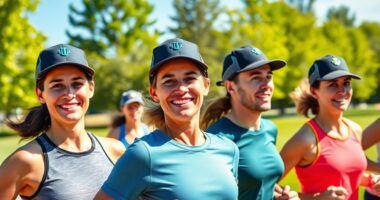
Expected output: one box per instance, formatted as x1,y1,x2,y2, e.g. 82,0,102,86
21,133,114,200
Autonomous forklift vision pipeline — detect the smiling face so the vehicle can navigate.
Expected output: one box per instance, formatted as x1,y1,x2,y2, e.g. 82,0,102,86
36,65,94,126
228,64,274,113
311,76,352,114
149,59,210,124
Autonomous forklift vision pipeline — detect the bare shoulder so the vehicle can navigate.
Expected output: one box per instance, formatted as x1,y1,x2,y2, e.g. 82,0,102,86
0,140,44,197
2,140,43,169
290,123,316,146
96,136,125,162
344,118,362,136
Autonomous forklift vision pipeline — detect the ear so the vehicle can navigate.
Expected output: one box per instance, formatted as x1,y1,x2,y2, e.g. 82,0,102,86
149,86,159,102
36,87,45,104
203,77,210,96
88,80,95,98
310,87,318,99
225,81,236,93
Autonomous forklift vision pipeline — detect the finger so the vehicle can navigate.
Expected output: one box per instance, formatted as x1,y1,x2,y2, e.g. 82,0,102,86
334,187,349,196
282,185,290,194
275,184,283,193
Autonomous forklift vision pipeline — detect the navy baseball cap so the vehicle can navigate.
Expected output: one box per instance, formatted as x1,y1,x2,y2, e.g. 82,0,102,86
149,38,208,83
35,44,94,82
120,90,144,107
216,45,286,86
308,55,361,86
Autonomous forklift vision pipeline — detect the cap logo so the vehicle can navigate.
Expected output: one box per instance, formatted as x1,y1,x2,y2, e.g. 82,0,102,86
331,57,341,66
57,47,71,57
251,47,261,55
169,42,183,51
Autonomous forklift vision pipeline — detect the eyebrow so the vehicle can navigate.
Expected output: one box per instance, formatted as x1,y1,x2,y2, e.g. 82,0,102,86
160,70,199,80
248,70,272,76
48,76,85,84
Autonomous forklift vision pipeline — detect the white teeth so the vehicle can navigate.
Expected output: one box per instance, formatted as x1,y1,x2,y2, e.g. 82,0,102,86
172,99,192,105
61,104,77,109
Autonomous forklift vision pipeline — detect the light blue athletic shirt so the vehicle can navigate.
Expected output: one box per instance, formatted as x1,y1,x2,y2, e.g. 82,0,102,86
101,129,239,200
118,123,149,148
207,117,284,200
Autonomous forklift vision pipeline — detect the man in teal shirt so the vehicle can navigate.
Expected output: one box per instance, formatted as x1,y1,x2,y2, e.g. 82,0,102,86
202,45,298,200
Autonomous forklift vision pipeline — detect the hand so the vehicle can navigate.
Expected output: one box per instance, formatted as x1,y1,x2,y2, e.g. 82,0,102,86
274,184,300,200
369,174,380,196
316,186,348,200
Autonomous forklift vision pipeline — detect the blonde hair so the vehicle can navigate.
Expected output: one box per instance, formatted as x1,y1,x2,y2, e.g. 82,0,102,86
290,79,319,117
200,96,231,130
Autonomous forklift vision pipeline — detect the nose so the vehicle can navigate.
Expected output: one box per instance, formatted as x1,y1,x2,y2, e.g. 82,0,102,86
177,82,189,93
65,87,76,98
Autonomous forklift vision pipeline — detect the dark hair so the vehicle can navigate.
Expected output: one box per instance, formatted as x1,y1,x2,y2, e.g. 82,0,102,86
111,114,126,128
290,79,320,117
200,76,239,129
200,96,231,130
6,68,93,139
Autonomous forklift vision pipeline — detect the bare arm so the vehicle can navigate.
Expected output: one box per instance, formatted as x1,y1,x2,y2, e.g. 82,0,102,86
0,142,44,199
280,124,317,179
97,137,126,163
362,117,380,150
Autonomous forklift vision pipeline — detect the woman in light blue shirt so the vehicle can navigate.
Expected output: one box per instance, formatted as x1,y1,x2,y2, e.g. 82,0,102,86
95,38,239,200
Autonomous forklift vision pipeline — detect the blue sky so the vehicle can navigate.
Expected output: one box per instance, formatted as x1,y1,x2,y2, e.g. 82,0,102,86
28,0,380,46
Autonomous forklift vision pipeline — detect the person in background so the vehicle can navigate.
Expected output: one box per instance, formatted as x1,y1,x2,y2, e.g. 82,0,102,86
0,44,125,200
362,117,380,199
202,45,298,200
108,90,149,148
94,38,239,200
280,55,380,199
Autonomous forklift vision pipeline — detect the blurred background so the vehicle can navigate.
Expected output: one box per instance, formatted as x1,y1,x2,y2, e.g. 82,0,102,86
1,0,380,197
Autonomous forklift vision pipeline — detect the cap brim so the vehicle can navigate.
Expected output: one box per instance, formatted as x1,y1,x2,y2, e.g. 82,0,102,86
122,99,144,106
238,59,286,74
320,70,361,81
37,62,94,80
150,56,208,77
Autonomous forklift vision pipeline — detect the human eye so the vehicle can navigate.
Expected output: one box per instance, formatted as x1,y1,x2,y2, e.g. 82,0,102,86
50,83,65,91
72,81,84,89
162,79,177,87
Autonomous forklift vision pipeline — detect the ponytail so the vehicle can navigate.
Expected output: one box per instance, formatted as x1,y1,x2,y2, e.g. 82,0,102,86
290,79,319,117
200,96,231,130
6,104,51,139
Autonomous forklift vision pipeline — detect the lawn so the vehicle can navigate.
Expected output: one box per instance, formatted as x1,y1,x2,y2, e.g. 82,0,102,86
0,107,379,199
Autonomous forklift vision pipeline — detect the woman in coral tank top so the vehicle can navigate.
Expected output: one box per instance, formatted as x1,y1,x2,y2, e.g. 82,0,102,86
280,55,380,199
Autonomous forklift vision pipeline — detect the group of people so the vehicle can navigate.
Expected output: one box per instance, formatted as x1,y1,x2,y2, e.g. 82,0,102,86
0,37,380,200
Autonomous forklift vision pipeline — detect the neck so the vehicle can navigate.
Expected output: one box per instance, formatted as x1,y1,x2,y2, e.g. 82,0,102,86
162,116,205,146
46,118,90,152
228,101,262,130
315,111,347,137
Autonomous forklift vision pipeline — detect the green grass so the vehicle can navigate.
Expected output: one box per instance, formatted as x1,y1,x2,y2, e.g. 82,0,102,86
0,107,379,199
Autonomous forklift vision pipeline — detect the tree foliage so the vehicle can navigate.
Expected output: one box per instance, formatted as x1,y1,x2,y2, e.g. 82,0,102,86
0,0,46,115
66,0,159,111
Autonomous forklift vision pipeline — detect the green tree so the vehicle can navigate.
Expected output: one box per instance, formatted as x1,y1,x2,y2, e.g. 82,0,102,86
236,0,322,113
360,22,380,103
327,5,356,27
321,19,379,102
169,0,232,97
0,0,46,116
66,0,159,111
67,0,158,57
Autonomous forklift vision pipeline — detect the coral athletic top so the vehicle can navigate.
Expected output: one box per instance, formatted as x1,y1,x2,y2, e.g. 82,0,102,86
295,119,367,200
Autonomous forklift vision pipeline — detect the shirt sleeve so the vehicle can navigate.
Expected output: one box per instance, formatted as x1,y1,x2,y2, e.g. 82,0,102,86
232,142,240,181
101,140,151,200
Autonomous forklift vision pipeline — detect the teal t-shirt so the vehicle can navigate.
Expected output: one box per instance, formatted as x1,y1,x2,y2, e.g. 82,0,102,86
101,129,239,200
207,117,284,200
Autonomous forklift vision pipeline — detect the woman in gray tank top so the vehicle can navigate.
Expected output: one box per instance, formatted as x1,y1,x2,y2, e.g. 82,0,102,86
0,44,125,200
